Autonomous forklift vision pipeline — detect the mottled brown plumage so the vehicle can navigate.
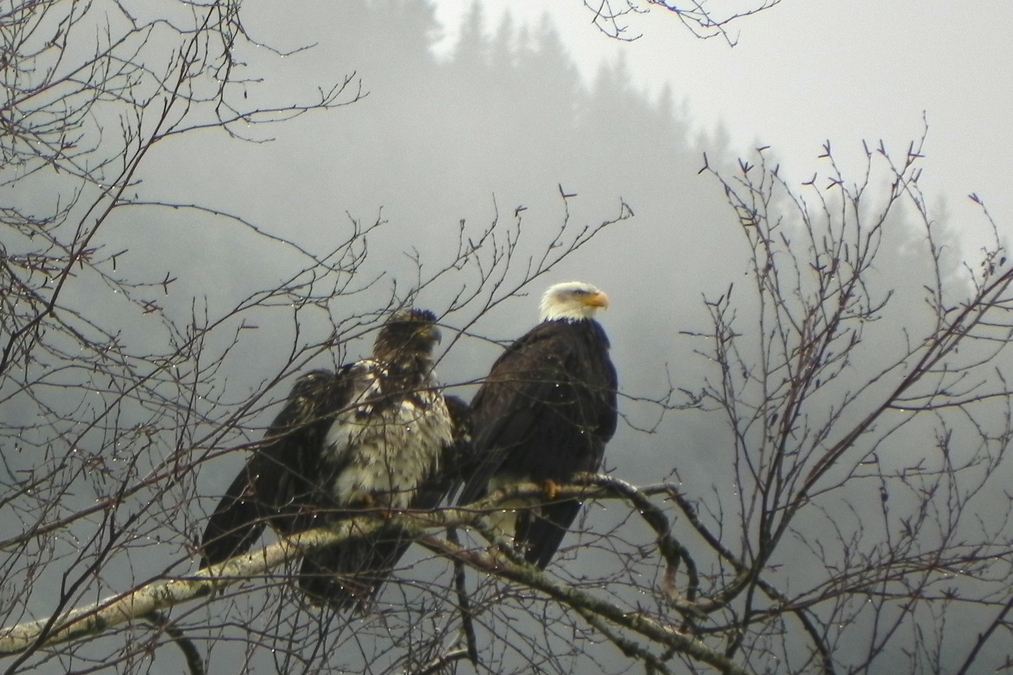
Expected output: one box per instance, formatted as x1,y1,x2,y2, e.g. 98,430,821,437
200,309,471,609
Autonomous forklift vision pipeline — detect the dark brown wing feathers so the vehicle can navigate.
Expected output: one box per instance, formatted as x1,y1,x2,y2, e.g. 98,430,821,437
458,319,617,568
199,370,351,569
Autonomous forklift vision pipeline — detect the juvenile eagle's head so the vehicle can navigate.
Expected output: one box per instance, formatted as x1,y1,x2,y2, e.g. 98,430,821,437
374,308,442,365
539,281,610,322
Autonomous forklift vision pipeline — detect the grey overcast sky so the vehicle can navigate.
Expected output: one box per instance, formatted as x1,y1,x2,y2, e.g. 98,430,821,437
433,0,1013,250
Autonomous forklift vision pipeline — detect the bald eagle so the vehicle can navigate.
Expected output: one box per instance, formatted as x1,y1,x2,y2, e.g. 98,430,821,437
458,281,618,568
200,309,471,609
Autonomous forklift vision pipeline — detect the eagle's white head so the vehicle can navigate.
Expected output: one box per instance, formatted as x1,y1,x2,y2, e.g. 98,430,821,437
539,281,610,322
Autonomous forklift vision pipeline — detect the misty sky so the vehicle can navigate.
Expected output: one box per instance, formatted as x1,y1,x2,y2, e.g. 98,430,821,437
434,0,1013,252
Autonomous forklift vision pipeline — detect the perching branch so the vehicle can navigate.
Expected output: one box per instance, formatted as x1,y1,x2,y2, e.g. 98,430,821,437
0,477,733,672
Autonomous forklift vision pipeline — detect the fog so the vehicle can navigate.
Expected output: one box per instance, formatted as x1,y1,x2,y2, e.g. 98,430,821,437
4,1,1012,673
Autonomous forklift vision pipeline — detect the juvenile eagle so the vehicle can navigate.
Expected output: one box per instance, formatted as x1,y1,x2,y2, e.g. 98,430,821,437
458,281,618,568
200,309,470,608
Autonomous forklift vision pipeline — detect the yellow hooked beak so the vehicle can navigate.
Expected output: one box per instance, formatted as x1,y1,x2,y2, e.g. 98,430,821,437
584,290,610,309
